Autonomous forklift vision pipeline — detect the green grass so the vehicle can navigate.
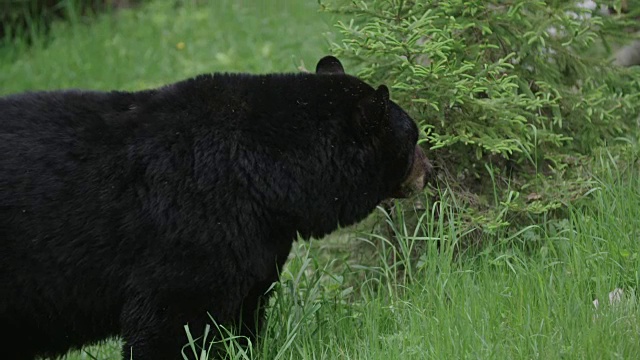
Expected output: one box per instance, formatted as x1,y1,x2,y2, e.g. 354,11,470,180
2,1,639,359
238,151,640,360
0,0,339,94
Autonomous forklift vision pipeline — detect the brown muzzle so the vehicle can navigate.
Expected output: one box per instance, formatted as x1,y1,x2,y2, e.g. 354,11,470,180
391,146,433,198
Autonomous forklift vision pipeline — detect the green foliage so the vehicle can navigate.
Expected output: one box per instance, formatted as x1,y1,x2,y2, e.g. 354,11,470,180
321,0,640,234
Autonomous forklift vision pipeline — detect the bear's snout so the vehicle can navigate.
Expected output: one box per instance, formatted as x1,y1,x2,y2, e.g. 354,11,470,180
391,146,433,198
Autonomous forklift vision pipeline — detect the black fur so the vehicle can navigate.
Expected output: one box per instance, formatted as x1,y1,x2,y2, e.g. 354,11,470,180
0,56,426,359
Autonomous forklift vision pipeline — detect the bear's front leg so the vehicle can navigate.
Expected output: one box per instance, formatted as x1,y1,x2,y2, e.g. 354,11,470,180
119,291,243,360
238,277,280,341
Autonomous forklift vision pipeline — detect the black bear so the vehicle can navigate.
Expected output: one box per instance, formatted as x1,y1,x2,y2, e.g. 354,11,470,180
0,56,432,359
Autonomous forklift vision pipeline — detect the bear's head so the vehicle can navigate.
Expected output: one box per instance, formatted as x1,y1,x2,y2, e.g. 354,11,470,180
315,56,433,201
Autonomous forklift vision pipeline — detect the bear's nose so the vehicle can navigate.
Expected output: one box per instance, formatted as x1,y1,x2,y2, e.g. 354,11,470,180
390,146,433,199
410,146,432,191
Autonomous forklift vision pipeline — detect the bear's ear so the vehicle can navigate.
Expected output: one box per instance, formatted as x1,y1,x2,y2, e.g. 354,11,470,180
356,85,390,131
316,56,345,74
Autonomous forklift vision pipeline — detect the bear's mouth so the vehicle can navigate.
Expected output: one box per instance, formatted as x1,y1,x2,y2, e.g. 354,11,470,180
389,146,432,199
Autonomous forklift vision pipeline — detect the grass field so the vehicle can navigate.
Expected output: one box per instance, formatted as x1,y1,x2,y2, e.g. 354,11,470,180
0,0,339,94
2,1,639,359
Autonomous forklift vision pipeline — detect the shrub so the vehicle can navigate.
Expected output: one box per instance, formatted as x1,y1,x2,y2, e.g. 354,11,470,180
322,0,640,239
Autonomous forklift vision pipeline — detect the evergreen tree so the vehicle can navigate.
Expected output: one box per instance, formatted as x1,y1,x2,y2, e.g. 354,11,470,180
322,0,640,236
